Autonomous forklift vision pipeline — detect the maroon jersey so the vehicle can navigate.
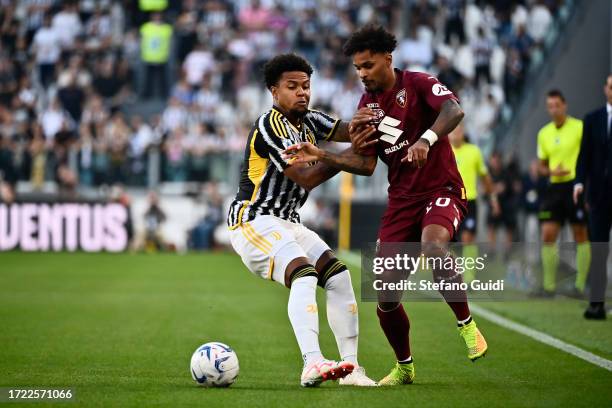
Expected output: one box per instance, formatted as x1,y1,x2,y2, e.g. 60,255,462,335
358,69,465,203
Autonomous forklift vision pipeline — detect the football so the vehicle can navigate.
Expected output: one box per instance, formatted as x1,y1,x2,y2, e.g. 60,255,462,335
190,342,239,387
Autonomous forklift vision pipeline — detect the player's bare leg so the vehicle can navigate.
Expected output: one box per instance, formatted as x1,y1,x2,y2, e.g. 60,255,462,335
422,224,488,361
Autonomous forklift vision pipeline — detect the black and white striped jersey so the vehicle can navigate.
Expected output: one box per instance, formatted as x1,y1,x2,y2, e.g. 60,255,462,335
227,107,340,229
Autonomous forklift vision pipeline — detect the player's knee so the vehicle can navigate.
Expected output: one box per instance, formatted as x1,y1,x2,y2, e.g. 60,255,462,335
285,258,318,288
378,301,401,312
572,225,589,243
421,240,449,258
317,257,348,288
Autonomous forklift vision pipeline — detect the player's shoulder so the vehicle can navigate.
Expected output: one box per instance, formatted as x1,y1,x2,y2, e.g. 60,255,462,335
403,70,438,85
538,121,556,137
305,109,336,122
464,143,481,155
255,109,286,138
566,116,583,128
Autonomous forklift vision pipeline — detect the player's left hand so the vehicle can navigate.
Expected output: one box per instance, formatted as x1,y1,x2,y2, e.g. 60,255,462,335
401,139,429,168
282,142,321,165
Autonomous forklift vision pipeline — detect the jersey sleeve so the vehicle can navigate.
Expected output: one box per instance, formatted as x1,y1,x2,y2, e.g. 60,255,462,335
413,72,459,112
256,112,292,172
536,129,548,160
305,110,340,142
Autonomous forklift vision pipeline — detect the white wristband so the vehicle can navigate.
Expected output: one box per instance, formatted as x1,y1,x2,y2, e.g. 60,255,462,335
420,129,438,146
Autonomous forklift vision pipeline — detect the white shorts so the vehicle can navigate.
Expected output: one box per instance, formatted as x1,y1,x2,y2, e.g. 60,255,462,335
230,215,331,285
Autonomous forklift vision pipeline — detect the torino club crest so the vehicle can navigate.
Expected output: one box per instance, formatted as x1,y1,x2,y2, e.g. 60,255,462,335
396,88,406,108
366,102,385,124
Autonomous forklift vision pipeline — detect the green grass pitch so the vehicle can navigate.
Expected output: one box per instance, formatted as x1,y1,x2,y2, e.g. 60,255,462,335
1,252,611,407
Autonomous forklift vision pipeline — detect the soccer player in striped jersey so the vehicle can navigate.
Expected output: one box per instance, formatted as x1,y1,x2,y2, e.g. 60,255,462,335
227,54,376,387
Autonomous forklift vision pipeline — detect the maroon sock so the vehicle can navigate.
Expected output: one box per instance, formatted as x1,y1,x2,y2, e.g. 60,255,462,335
376,304,411,361
435,269,471,321
444,300,471,321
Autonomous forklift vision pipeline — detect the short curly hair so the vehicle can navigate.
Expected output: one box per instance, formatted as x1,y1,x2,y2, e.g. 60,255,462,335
343,25,397,56
263,54,313,89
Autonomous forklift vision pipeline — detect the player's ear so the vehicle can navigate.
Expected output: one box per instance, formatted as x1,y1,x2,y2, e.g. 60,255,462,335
270,85,278,103
385,53,393,67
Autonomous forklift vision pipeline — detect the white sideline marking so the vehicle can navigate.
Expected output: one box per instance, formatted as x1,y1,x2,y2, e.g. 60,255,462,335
339,251,612,372
470,305,612,372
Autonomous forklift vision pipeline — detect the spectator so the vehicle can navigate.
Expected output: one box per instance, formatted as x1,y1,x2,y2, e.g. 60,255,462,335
188,182,223,250
444,0,466,44
129,115,153,185
528,0,553,45
471,26,493,86
0,57,18,107
143,190,166,251
521,159,546,243
183,42,216,89
57,73,85,124
140,12,173,99
238,0,271,32
31,14,61,89
312,65,342,112
397,26,433,70
164,127,188,182
161,96,188,133
40,98,73,144
436,54,463,93
486,152,518,258
51,2,82,52
104,112,130,184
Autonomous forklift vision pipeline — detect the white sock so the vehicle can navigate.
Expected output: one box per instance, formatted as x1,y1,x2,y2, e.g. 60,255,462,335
288,276,321,364
457,315,472,326
325,270,359,365
398,356,413,364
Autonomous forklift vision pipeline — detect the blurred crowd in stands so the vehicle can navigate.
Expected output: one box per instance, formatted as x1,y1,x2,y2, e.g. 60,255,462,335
0,0,569,249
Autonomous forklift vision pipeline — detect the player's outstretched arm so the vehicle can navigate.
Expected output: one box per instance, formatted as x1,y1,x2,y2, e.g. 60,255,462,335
283,143,377,177
281,160,340,192
402,99,464,168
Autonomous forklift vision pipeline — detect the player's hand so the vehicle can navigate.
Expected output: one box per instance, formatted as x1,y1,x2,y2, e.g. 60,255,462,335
401,139,429,168
573,184,584,205
550,164,570,177
349,107,377,132
350,123,378,154
282,142,321,165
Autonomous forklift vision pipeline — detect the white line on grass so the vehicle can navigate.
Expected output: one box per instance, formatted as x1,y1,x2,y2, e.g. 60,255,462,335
339,250,612,372
470,305,612,372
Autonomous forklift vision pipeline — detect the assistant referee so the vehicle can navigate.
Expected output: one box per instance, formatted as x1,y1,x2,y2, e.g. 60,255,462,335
449,121,499,282
536,89,590,296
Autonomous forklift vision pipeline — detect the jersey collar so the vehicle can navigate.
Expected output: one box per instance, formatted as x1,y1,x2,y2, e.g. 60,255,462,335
272,106,304,133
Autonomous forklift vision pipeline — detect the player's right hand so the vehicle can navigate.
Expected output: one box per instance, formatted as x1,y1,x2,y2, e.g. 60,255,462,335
282,142,321,165
573,184,584,205
349,124,378,154
349,107,377,133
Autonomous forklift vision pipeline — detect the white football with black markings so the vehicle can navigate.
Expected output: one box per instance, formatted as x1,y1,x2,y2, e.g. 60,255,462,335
190,342,239,387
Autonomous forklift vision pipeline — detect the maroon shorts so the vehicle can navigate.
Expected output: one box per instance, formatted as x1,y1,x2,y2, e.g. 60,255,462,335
378,191,467,243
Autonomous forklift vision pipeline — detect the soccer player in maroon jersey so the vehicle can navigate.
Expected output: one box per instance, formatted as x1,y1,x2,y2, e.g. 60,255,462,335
283,25,488,385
